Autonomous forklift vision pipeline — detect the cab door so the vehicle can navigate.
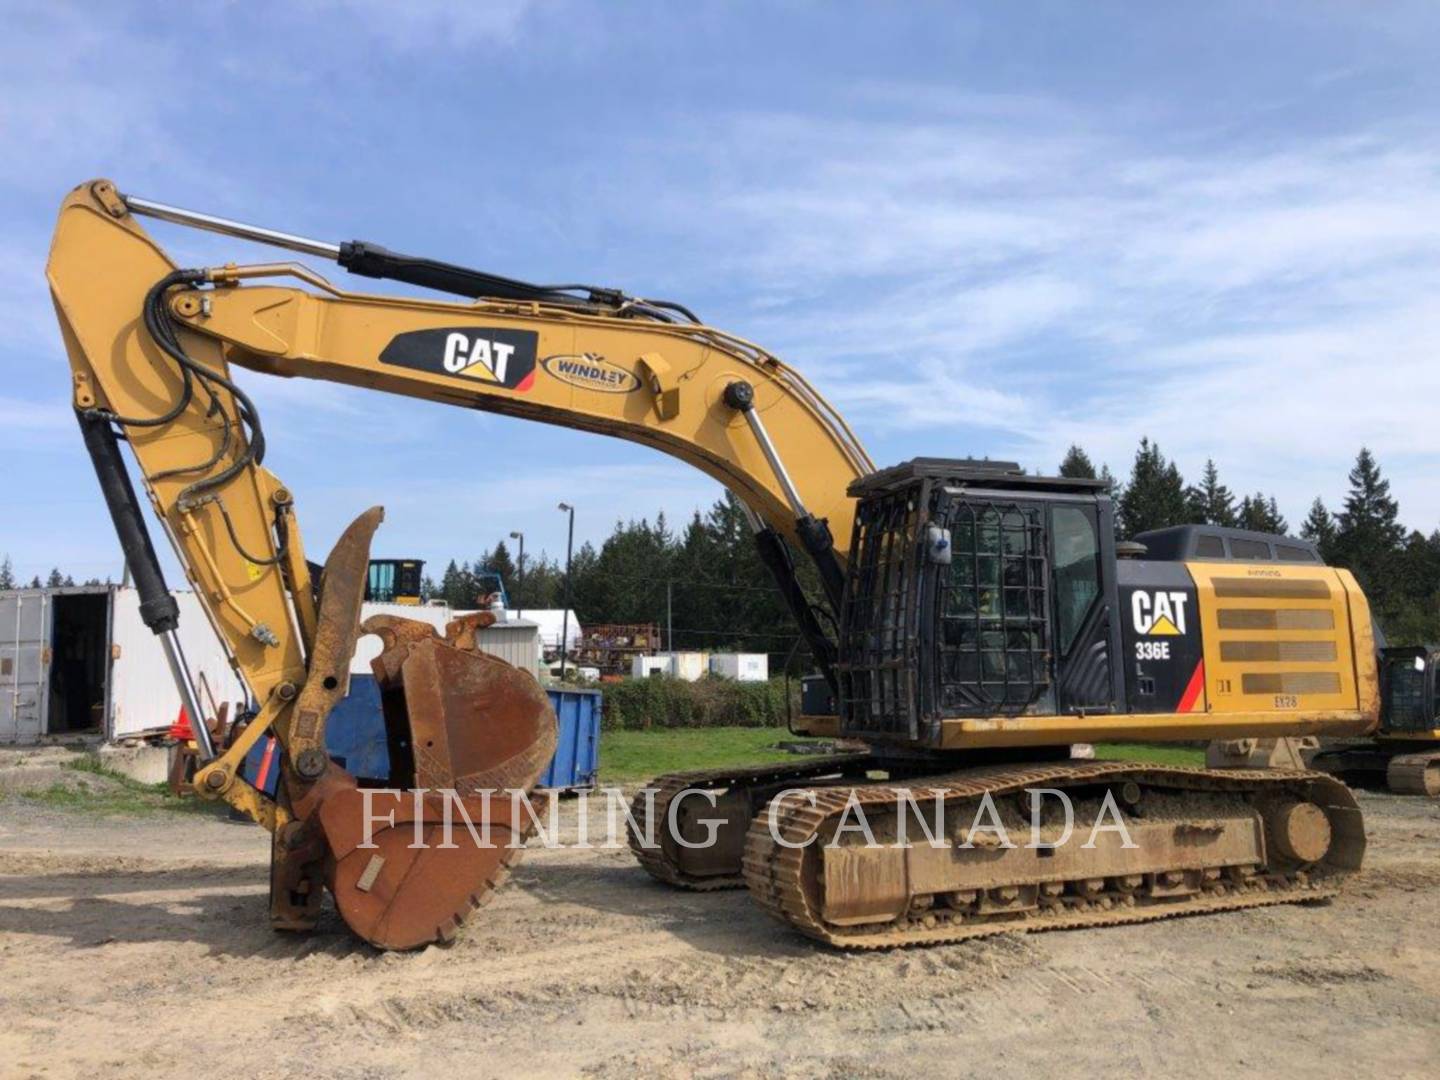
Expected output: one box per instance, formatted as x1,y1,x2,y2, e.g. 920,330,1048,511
1050,499,1121,713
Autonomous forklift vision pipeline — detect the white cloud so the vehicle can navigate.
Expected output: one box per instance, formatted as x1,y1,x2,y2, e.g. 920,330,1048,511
580,104,1440,526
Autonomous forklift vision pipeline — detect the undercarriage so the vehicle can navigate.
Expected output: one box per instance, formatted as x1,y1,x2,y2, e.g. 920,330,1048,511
631,758,1364,947
1312,742,1440,797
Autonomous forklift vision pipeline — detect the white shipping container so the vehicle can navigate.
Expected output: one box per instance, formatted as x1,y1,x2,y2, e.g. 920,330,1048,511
0,587,559,747
110,589,245,738
0,589,53,742
0,586,246,744
709,653,769,682
675,652,710,681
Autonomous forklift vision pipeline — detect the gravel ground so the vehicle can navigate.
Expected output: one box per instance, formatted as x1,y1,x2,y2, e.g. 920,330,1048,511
1,754,1437,1078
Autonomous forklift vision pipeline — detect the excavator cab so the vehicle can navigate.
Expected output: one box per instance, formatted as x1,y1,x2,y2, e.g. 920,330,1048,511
1371,646,1440,795
838,459,1121,745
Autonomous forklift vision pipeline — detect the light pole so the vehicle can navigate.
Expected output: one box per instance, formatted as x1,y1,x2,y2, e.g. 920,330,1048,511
508,530,524,621
557,502,575,681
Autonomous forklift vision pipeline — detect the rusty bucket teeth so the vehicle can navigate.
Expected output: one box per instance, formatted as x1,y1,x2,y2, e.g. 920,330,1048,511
319,618,557,950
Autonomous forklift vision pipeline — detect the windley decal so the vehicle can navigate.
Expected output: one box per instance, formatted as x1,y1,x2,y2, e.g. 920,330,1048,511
541,353,640,394
379,328,539,392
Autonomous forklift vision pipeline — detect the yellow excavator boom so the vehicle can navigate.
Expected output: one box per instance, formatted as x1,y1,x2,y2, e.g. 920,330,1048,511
45,179,874,948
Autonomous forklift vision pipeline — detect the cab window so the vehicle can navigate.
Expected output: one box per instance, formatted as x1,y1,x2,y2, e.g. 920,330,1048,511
366,562,393,602
1052,506,1099,654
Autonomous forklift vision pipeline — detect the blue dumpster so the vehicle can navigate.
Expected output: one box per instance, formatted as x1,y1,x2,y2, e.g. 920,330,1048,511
541,688,601,791
325,675,392,781
313,675,599,791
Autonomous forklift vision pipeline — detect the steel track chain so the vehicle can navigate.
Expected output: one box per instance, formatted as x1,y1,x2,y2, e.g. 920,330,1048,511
742,760,1361,948
626,754,873,890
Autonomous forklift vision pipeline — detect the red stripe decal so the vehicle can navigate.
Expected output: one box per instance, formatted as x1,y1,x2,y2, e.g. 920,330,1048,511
255,736,278,790
1177,659,1206,713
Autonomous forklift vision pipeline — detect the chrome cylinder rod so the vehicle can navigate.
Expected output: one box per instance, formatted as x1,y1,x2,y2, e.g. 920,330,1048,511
160,629,215,760
725,383,809,520
743,407,807,518
122,193,341,260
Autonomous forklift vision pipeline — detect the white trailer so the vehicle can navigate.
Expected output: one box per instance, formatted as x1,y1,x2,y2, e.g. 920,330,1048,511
632,655,671,679
632,652,711,681
709,653,769,682
0,585,245,744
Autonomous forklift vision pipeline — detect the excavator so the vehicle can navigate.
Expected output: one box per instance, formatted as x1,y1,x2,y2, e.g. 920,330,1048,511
46,178,1424,951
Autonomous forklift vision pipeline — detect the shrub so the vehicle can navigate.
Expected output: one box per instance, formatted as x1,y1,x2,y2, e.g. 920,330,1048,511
600,675,798,731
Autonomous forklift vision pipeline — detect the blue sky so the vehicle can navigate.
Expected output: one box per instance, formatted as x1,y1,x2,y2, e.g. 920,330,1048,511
4,1,1440,583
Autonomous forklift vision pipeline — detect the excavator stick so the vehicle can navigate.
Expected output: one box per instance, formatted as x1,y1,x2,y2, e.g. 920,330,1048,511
266,509,558,950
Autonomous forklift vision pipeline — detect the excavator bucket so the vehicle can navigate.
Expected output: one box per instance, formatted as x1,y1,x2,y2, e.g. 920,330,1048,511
331,615,557,948
276,509,557,950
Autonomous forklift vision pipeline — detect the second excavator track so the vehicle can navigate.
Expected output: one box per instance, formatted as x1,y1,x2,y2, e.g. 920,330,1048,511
742,760,1364,948
1386,751,1440,796
627,754,875,890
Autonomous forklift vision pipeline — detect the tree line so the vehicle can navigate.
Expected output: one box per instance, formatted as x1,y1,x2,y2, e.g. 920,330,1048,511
8,439,1437,655
0,559,109,590
428,491,816,666
1058,442,1291,536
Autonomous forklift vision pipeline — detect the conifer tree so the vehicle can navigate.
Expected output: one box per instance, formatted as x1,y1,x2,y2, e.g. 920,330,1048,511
1117,438,1187,538
1058,445,1096,479
1185,459,1237,526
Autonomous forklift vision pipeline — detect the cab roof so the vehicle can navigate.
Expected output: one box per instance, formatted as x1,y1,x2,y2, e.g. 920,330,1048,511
850,457,1109,498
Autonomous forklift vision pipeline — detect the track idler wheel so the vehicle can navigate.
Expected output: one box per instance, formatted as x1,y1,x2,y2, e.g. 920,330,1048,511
276,508,556,950
1264,800,1332,864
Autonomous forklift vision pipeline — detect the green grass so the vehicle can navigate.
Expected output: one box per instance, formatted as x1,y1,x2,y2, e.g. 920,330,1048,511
62,754,133,780
600,726,825,783
1092,742,1205,766
17,757,224,816
20,739,1207,811
597,728,1208,784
